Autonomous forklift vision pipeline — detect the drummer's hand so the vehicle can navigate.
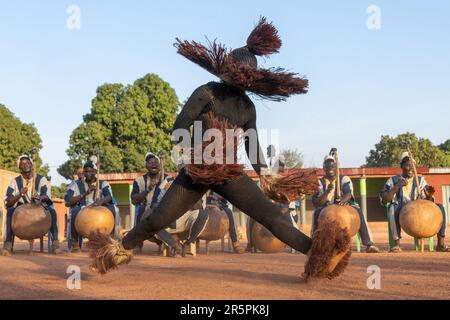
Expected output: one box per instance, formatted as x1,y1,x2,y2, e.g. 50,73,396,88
149,179,159,189
20,187,28,196
424,185,435,200
336,199,349,206
87,184,97,194
32,195,43,202
93,199,103,207
396,178,408,188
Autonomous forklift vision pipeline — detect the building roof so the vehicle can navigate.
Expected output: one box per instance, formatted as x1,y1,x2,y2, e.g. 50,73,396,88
100,167,450,184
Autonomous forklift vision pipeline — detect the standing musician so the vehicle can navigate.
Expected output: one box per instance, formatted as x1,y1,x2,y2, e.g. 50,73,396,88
2,154,61,256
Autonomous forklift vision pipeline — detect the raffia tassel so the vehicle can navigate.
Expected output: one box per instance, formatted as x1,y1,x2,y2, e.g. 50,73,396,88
302,219,352,281
186,111,245,185
246,16,282,56
87,231,133,275
260,170,319,204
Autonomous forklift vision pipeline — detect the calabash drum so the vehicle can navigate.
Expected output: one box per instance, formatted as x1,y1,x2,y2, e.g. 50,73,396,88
251,222,286,253
318,204,361,237
400,199,443,239
198,205,229,241
317,204,361,273
75,206,115,238
11,203,52,240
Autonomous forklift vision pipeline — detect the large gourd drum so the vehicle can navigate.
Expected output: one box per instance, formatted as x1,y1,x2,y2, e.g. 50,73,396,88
318,204,361,237
11,203,52,240
400,199,443,239
75,206,115,238
251,222,286,253
317,204,361,273
198,206,229,241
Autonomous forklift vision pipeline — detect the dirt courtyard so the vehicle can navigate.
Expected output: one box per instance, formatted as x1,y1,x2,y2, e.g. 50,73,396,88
0,222,449,300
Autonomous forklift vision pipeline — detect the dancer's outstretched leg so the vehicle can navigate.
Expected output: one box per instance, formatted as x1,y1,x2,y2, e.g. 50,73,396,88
212,174,312,254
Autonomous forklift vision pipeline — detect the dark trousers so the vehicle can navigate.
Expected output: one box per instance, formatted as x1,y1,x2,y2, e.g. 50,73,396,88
437,204,447,237
186,209,209,244
135,205,178,248
221,206,238,243
124,169,312,254
5,204,59,243
312,204,374,246
70,204,115,242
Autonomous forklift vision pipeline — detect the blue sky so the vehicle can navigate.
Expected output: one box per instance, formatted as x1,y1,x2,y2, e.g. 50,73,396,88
1,1,449,184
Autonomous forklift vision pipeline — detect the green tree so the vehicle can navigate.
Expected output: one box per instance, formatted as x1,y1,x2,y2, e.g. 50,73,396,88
0,104,49,177
280,149,304,169
439,139,450,164
365,132,450,167
439,139,450,153
51,183,68,200
58,74,179,180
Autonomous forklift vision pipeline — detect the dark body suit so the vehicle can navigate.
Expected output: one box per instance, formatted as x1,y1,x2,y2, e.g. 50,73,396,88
123,81,312,254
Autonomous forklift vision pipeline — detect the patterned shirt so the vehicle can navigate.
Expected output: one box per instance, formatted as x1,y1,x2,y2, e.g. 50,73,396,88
64,179,113,207
381,175,428,205
4,174,51,207
312,176,354,205
131,174,175,208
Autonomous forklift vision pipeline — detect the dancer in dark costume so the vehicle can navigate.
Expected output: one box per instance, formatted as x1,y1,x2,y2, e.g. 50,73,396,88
89,18,344,278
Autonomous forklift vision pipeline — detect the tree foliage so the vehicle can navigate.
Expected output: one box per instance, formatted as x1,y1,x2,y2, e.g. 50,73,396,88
51,183,68,200
58,74,179,180
280,148,304,169
0,104,49,177
439,139,450,153
365,132,450,167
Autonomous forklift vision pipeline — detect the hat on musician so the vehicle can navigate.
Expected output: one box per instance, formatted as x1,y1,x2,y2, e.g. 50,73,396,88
17,154,33,167
84,156,98,170
323,154,335,165
400,151,415,167
145,152,160,163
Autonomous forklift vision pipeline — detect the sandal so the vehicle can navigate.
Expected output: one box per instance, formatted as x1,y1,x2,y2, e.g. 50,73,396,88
389,245,402,253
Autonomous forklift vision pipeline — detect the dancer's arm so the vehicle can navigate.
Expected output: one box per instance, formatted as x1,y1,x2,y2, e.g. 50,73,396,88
172,84,213,140
243,104,267,176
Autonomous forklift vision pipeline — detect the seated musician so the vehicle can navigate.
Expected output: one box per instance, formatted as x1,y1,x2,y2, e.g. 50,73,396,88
312,153,380,253
130,152,182,256
2,154,60,256
64,159,118,253
380,153,449,252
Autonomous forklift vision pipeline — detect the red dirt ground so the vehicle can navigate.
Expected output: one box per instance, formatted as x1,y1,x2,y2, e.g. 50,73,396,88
0,222,449,300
